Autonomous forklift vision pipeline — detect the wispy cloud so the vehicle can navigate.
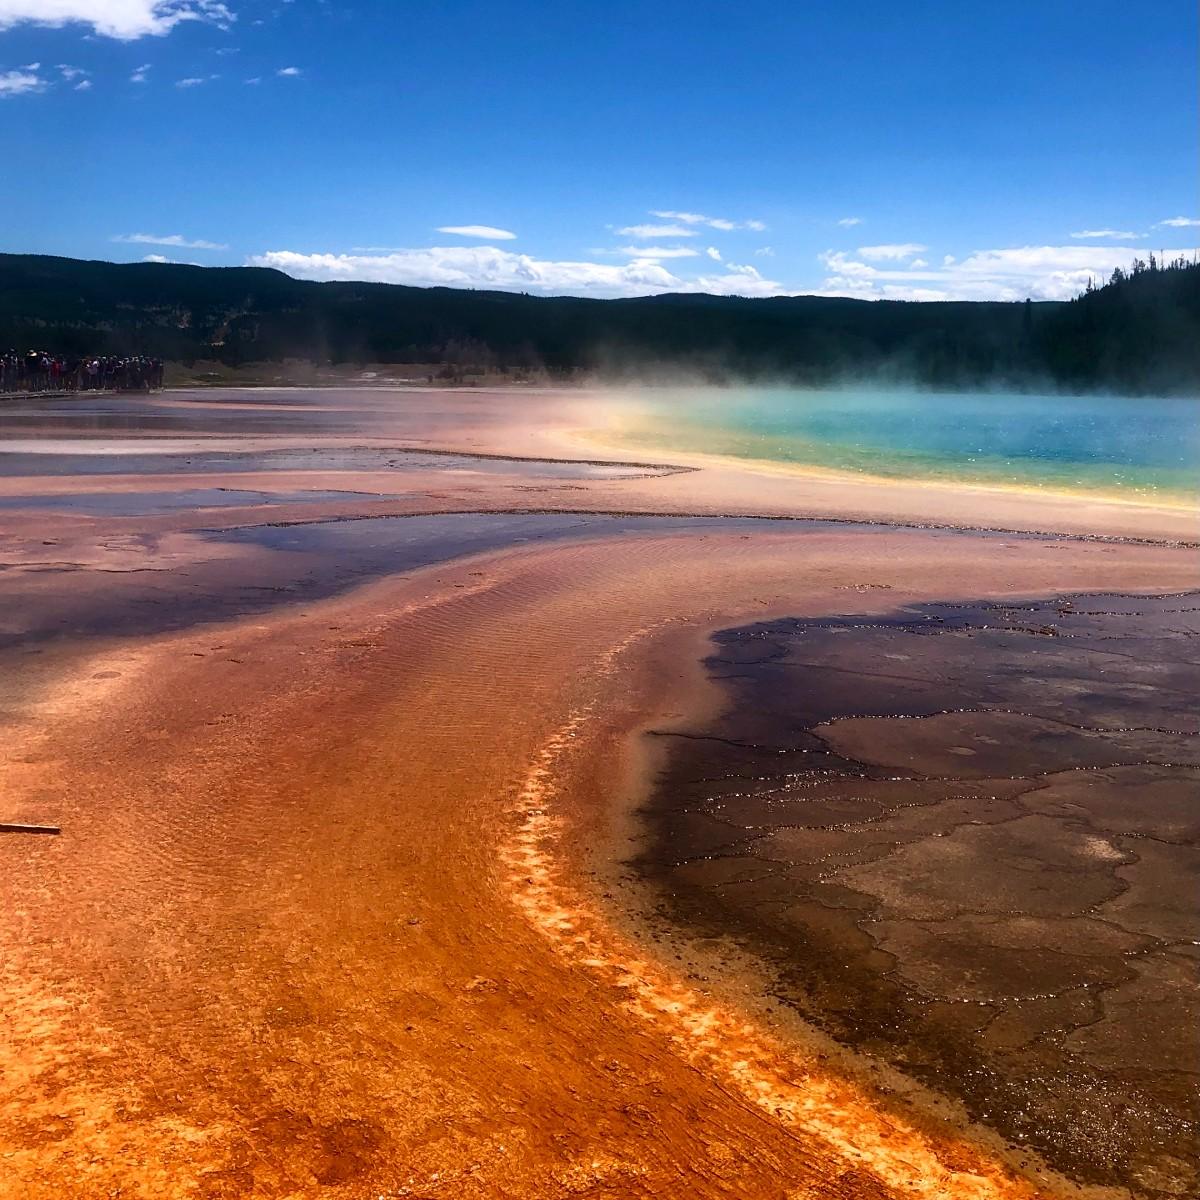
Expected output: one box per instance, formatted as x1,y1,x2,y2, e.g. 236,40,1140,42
0,61,94,96
754,246,775,257
0,67,45,97
276,66,301,77
705,246,722,261
1071,229,1143,239
248,246,784,299
617,245,699,259
175,75,217,88
1158,216,1200,228
651,210,766,232
653,210,736,231
0,0,235,41
836,216,863,228
617,223,697,239
436,225,517,241
130,63,151,83
856,243,928,261
113,232,229,250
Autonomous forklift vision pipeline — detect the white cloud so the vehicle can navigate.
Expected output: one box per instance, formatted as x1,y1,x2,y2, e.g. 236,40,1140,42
276,66,301,76
113,232,229,249
705,246,722,261
0,0,234,40
247,245,785,299
130,63,151,82
142,254,170,262
0,68,45,97
688,267,782,297
243,76,260,84
251,247,678,296
817,243,1196,301
1071,229,1143,239
651,209,766,232
1158,216,1200,228
856,242,928,261
175,75,216,88
617,223,697,239
617,245,699,259
836,216,863,228
58,64,88,79
909,258,928,268
754,246,775,257
74,78,92,90
435,225,517,240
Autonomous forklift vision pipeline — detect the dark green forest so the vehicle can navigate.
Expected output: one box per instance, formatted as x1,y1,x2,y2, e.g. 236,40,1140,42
1,252,1196,394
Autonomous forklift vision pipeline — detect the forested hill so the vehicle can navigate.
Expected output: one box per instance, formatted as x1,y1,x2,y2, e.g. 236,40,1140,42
1,252,1197,394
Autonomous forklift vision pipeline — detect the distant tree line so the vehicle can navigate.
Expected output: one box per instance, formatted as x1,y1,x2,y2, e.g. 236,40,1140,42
1035,255,1199,393
0,252,1196,394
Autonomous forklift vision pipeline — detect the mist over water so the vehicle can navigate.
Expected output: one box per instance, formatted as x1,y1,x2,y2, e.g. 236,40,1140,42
608,387,1200,502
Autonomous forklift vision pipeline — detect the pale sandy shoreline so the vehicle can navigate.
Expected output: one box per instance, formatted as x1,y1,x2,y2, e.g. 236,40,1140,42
1,387,1197,1199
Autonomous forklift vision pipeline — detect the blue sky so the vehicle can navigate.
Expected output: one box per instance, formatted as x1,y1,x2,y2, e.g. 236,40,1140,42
2,0,1197,299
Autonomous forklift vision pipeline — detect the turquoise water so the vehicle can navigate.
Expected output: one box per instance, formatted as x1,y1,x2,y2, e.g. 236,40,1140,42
613,387,1200,502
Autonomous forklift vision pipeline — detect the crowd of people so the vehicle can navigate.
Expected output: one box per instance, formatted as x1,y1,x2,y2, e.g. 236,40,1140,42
1,351,165,394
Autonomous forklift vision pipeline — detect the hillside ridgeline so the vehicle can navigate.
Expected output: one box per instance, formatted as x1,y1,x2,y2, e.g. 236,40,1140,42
1,253,1196,394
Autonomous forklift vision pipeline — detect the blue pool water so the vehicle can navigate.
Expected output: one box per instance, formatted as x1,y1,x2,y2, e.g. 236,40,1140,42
611,387,1200,502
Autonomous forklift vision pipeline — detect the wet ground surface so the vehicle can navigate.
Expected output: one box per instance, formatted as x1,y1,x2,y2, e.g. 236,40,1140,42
5,387,1199,1199
0,388,675,479
638,593,1200,1196
1,511,836,652
0,390,690,660
0,488,403,515
0,388,499,438
0,444,667,478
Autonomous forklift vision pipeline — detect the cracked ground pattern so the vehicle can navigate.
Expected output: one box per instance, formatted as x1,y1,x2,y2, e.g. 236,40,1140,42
638,591,1200,1197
